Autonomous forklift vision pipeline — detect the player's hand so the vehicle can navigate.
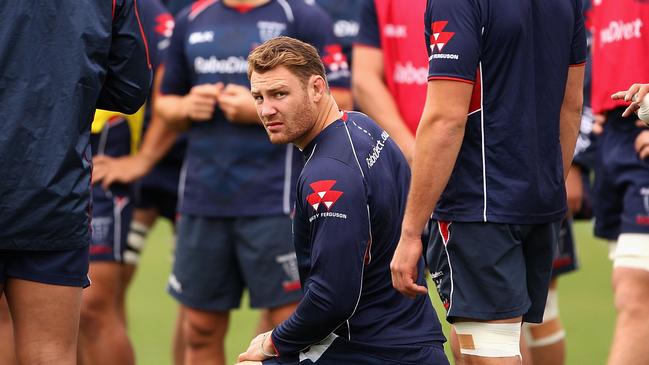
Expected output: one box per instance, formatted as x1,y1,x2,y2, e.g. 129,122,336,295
592,114,606,135
390,234,428,299
218,84,261,124
635,130,649,160
92,154,154,190
565,164,583,215
611,83,649,118
181,83,223,121
237,330,276,363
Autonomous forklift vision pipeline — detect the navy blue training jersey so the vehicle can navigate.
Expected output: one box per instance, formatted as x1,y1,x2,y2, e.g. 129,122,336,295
0,0,150,250
161,0,350,217
272,112,445,356
425,0,587,224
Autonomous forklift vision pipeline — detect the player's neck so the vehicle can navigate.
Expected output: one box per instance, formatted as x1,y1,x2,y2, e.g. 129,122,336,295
222,0,269,8
295,96,340,150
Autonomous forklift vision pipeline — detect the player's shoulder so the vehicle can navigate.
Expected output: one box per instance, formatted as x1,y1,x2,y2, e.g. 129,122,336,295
178,0,220,22
288,0,331,21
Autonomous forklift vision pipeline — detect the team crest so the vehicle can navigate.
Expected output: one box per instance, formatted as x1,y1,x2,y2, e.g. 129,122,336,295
257,21,286,42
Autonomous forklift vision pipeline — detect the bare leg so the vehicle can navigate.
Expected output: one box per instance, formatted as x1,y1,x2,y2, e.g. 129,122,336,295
183,306,229,365
0,289,17,365
174,306,186,365
607,267,649,365
7,279,81,365
79,262,135,365
118,207,158,324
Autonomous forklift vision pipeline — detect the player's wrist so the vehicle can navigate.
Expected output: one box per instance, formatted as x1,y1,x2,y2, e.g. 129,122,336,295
260,331,278,358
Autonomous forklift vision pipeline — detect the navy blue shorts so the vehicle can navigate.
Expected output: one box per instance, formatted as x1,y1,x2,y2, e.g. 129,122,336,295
427,221,560,324
135,184,178,222
0,247,90,287
168,214,302,311
594,107,649,240
552,218,578,278
263,337,449,365
90,187,134,262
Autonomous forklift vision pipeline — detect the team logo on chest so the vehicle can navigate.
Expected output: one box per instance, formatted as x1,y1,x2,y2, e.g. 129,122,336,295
257,21,287,42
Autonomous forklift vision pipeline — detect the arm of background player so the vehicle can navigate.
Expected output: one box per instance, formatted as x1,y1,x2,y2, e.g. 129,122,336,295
559,66,585,180
391,80,473,298
352,46,415,164
97,0,152,114
269,161,370,356
93,66,179,189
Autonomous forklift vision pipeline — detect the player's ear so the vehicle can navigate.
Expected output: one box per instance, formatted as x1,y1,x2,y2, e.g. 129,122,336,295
311,75,326,103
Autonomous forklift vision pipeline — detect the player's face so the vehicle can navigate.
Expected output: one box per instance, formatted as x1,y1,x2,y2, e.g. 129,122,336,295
251,66,318,147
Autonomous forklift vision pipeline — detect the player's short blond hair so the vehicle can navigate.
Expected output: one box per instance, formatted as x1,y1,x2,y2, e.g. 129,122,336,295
247,36,327,89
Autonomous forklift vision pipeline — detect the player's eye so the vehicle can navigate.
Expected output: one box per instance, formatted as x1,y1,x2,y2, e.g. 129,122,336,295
253,95,263,103
275,92,286,98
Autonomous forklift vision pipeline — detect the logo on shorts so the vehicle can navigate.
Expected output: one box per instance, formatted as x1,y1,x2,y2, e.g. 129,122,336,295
307,180,343,211
168,274,183,293
637,187,649,225
429,21,459,60
276,253,301,292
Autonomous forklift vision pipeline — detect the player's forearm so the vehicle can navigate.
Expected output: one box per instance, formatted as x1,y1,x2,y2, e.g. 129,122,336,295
559,66,585,180
155,95,190,131
353,76,414,162
271,283,360,355
401,113,466,239
137,115,180,168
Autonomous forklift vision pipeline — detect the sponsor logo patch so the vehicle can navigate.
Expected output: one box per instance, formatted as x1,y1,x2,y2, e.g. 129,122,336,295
429,20,459,60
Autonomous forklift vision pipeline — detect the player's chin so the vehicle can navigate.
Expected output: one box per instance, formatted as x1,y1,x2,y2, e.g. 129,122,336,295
266,132,292,145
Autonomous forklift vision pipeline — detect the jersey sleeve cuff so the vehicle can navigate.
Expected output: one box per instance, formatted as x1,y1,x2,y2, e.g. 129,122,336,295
427,75,475,85
569,61,586,67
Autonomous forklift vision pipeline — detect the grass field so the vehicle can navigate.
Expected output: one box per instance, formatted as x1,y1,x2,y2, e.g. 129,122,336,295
127,220,615,365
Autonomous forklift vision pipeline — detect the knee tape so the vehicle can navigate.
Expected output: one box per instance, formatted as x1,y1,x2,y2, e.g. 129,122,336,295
522,289,565,347
613,234,649,272
453,322,521,358
124,221,150,264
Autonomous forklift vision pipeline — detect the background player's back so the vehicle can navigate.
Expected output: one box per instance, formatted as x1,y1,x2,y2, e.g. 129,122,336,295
0,0,150,250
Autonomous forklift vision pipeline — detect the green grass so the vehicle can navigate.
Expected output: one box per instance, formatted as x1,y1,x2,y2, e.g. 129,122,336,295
127,220,615,365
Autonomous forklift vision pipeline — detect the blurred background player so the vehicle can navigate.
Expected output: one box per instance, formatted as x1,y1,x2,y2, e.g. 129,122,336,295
589,1,649,364
238,35,449,365
155,1,352,364
352,0,427,164
390,1,586,365
521,2,596,363
81,1,171,364
0,0,150,364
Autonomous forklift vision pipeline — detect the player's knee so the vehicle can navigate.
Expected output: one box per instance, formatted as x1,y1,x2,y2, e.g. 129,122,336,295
123,221,150,265
80,292,115,334
522,289,565,347
612,271,649,317
452,321,521,358
183,316,222,350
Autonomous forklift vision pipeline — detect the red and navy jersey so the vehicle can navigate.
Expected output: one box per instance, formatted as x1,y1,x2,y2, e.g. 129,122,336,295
355,0,428,134
425,0,587,224
310,0,361,72
590,0,649,114
0,0,150,250
272,112,445,356
161,0,350,217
